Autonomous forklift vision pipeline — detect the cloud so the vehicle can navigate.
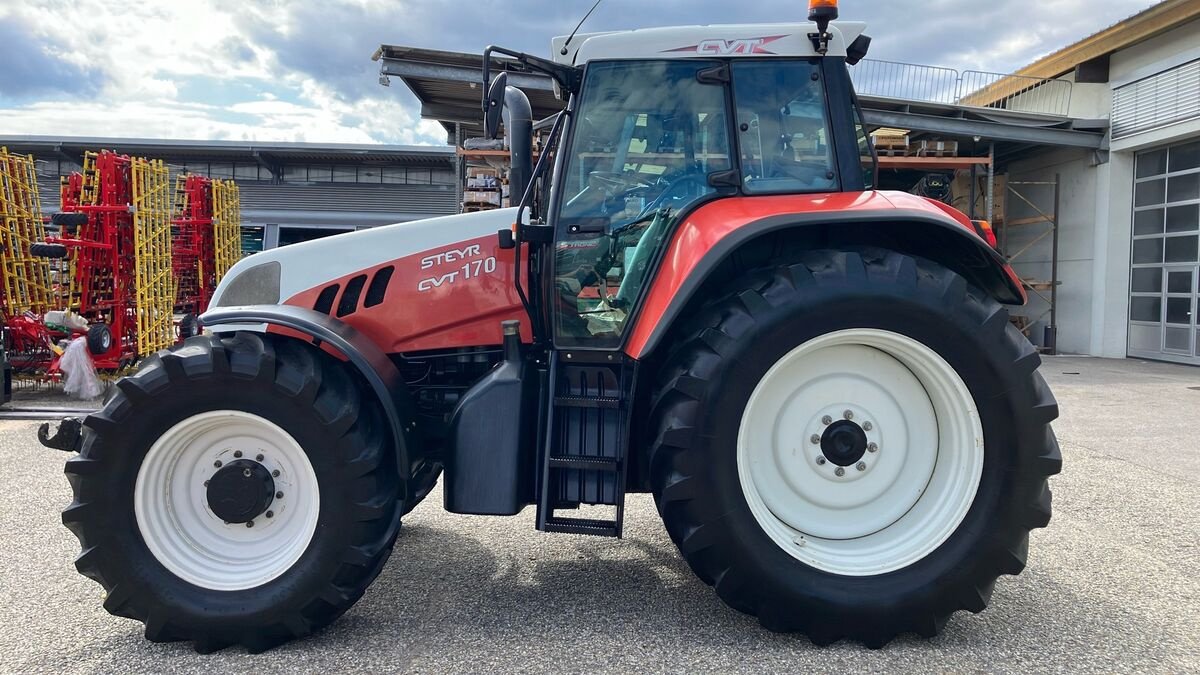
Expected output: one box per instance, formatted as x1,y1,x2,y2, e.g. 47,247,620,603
0,15,106,99
0,0,1162,146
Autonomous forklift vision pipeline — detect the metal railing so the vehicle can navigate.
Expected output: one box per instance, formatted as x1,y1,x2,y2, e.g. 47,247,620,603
851,59,1074,117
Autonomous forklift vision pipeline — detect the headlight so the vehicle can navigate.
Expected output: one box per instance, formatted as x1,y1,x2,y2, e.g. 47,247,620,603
213,261,281,306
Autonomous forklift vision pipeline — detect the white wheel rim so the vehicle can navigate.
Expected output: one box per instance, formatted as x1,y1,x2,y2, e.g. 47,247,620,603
736,329,984,576
134,410,320,591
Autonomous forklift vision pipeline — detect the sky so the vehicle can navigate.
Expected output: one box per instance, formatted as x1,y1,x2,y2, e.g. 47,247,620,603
0,0,1161,147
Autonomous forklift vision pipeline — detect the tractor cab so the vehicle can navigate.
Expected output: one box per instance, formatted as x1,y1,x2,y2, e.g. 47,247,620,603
459,2,879,534
482,7,874,352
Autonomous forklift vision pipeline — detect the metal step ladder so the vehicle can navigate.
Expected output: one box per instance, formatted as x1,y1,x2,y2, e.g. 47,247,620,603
536,350,636,537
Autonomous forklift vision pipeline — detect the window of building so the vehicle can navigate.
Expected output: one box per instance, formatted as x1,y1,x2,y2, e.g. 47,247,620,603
1129,140,1200,364
381,167,407,184
282,165,308,182
235,164,260,181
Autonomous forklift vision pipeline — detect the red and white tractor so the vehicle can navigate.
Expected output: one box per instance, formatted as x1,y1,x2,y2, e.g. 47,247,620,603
55,1,1060,652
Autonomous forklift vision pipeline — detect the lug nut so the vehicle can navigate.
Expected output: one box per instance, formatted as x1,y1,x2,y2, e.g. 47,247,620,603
243,468,252,478
276,491,284,499
213,460,222,468
203,480,209,487
272,470,280,477
835,467,845,477
233,450,242,458
863,421,873,431
245,521,254,528
868,442,878,453
255,454,264,462
856,461,867,471
810,434,821,444
816,456,827,465
843,410,853,420
265,511,274,518
821,415,833,425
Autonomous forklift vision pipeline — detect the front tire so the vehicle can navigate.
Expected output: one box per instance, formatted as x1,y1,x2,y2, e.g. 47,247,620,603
63,333,402,652
648,249,1061,647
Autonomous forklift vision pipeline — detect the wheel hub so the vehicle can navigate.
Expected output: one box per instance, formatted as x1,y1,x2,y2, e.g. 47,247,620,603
820,420,868,467
206,459,275,524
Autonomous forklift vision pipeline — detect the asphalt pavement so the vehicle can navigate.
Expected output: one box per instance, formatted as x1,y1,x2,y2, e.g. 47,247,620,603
0,356,1196,673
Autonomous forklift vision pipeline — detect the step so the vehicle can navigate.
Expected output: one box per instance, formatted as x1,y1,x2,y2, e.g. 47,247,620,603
553,395,622,409
548,455,620,472
542,517,619,537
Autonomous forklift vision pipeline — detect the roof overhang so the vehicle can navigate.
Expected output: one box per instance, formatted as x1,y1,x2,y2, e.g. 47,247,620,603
374,45,562,140
374,45,1107,158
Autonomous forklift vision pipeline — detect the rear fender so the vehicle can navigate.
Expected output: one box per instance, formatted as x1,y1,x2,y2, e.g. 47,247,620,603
626,208,1025,359
201,304,416,501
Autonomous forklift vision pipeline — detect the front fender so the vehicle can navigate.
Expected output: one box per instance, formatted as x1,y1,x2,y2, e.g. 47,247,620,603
201,304,417,501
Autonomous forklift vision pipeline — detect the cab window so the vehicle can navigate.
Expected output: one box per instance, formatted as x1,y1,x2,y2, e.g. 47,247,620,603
552,60,732,347
732,60,838,194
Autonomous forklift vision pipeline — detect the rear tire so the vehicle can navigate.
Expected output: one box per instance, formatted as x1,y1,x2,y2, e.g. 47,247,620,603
63,333,402,652
648,249,1060,647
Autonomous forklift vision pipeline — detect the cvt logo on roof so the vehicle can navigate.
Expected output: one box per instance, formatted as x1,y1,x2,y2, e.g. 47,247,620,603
664,35,789,56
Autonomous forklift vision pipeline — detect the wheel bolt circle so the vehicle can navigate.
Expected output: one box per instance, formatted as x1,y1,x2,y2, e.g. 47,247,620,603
233,450,242,458
843,410,853,420
213,460,222,468
868,442,878,453
276,491,284,499
203,480,209,487
265,511,274,518
821,415,833,425
245,521,254,528
856,461,867,471
810,434,821,444
255,454,264,462
835,467,845,477
816,456,827,465
272,470,280,477
863,421,873,431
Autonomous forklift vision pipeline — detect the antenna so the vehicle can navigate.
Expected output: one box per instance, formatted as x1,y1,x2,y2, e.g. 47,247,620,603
560,0,603,55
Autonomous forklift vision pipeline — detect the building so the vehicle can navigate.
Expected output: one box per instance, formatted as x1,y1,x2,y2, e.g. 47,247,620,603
0,136,458,252
999,0,1200,365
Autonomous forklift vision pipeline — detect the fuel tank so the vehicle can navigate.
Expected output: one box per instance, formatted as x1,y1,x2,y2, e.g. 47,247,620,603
211,208,527,352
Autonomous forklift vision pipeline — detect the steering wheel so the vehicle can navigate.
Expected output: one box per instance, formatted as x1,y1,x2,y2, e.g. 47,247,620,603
637,173,711,218
588,171,650,197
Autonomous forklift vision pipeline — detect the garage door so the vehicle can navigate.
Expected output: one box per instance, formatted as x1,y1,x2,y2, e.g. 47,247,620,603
1129,140,1200,365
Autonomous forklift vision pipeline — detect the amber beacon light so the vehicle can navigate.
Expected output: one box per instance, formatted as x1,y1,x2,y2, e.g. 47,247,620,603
808,0,839,23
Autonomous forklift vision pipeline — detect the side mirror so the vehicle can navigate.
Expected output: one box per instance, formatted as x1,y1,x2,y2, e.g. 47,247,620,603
484,72,509,140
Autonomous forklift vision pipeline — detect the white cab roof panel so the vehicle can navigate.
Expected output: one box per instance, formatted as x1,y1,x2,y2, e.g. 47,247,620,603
552,22,866,65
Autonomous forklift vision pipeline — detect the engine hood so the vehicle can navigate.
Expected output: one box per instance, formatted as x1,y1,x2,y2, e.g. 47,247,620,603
211,208,521,308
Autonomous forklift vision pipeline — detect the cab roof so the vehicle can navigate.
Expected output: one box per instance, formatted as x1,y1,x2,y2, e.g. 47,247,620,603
552,22,867,65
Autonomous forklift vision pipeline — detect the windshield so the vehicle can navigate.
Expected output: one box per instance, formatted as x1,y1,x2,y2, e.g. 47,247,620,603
552,60,732,347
